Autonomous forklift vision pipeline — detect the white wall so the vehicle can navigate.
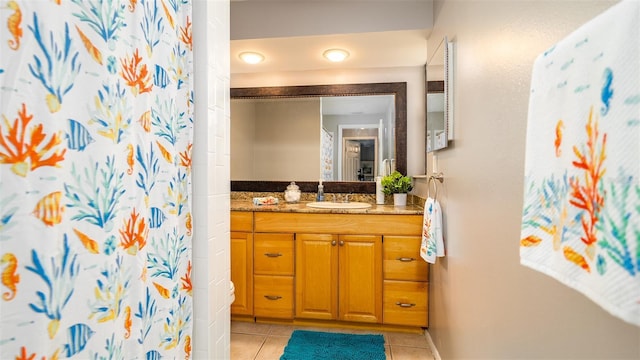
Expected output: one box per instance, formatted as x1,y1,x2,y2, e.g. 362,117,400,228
193,1,231,359
420,0,640,359
231,66,427,178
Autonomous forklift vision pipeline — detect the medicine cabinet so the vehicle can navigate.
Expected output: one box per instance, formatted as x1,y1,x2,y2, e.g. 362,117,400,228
426,36,454,153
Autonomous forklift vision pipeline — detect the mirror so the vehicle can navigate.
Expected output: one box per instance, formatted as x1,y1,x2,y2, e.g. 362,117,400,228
426,36,453,153
231,95,395,182
230,82,407,193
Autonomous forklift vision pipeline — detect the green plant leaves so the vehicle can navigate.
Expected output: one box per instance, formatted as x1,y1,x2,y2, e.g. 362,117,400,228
381,171,413,194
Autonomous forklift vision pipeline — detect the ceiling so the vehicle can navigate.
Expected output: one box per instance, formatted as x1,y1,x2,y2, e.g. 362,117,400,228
230,29,430,74
230,1,431,116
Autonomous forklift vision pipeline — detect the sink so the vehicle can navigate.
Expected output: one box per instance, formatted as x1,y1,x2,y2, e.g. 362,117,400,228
306,201,372,209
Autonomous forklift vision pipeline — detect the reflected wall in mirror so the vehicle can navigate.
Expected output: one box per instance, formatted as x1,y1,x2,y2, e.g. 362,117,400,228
426,36,453,153
426,81,445,153
230,83,407,193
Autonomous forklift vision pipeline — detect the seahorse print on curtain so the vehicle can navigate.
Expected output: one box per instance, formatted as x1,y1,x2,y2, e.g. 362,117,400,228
0,1,194,358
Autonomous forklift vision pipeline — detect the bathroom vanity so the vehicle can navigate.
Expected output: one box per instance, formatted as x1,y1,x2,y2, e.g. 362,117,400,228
231,200,429,330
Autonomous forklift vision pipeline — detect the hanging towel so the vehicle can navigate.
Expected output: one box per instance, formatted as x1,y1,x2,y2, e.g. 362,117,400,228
420,197,444,263
520,0,640,327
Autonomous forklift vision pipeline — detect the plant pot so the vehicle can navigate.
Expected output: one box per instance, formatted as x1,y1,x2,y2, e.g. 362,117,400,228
393,193,407,206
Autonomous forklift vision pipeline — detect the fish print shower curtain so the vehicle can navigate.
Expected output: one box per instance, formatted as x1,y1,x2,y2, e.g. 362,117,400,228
0,1,194,358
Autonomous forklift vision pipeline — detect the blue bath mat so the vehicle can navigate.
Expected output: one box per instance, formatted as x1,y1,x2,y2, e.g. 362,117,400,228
280,330,386,360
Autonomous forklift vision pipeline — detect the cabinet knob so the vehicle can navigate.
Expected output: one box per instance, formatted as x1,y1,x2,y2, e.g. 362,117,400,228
339,240,344,246
397,257,416,262
264,253,282,258
395,302,416,308
331,240,337,246
264,295,282,301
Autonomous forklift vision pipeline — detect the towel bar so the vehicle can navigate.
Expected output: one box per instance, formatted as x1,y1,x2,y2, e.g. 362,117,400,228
428,172,444,199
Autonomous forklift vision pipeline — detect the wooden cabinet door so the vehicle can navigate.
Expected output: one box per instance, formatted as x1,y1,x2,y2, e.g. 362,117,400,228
295,233,338,320
231,231,253,315
338,235,382,323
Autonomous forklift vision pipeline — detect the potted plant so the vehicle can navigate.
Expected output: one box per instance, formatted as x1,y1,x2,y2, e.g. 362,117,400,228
381,171,413,206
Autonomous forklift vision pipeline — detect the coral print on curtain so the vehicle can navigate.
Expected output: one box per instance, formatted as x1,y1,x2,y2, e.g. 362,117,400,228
0,0,194,358
521,0,640,327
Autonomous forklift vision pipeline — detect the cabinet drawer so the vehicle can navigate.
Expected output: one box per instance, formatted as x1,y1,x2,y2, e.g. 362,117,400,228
254,275,294,319
254,233,294,275
383,280,428,327
231,211,253,232
383,236,429,282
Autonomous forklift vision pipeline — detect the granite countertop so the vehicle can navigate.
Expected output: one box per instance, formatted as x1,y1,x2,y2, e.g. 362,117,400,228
231,199,423,215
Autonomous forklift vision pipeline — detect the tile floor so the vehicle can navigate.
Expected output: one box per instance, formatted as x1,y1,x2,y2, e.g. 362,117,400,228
231,321,436,360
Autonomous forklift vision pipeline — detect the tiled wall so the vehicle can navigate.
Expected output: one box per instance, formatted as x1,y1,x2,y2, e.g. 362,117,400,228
193,1,231,359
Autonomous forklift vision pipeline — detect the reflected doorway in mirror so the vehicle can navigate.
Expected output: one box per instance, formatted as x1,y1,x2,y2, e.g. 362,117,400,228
338,125,379,182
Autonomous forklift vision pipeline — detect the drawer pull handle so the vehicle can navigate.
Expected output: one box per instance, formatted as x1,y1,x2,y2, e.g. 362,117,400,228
395,302,416,308
397,257,416,262
264,295,282,301
264,253,282,258
331,240,337,246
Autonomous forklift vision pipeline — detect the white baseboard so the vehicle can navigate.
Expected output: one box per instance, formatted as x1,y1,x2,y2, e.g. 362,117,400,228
424,329,441,360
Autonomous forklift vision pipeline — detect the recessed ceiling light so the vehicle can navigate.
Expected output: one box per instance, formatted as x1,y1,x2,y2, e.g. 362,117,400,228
239,51,265,64
323,48,350,62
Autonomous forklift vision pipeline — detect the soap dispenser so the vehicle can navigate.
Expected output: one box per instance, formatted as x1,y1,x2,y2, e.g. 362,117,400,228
316,180,324,201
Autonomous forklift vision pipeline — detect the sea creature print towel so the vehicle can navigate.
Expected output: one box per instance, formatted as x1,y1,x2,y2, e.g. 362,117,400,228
520,0,640,327
421,197,444,264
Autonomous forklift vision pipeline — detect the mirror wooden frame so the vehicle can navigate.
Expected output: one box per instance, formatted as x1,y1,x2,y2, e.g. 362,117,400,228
230,82,407,194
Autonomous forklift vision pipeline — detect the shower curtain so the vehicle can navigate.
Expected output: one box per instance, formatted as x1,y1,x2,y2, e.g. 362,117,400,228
0,1,194,358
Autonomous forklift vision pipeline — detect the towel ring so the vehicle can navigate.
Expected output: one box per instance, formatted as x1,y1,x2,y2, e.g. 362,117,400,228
428,172,444,199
